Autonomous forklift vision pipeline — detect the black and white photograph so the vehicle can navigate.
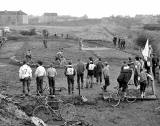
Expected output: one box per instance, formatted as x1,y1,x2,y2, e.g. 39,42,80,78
0,0,160,125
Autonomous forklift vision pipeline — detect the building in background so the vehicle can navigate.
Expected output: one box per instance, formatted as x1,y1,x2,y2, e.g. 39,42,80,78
0,10,28,25
39,13,58,24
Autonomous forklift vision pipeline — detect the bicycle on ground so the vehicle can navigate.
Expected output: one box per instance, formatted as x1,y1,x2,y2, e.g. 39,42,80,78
103,86,138,107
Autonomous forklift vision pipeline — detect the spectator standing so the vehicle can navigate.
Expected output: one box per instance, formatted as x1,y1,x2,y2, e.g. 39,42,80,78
86,60,96,88
64,62,76,95
101,62,110,92
139,68,153,98
76,59,85,90
47,63,57,95
152,54,159,78
19,60,32,96
134,56,142,88
25,49,32,62
79,38,83,50
35,61,46,95
95,58,104,85
113,36,117,47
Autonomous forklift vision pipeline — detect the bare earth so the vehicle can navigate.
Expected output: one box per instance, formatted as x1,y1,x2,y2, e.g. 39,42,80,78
0,39,160,126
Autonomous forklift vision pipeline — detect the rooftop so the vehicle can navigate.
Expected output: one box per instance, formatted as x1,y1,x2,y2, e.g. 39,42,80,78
44,13,58,16
0,10,27,15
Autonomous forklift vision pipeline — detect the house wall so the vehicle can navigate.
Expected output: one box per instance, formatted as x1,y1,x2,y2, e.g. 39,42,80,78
22,15,28,24
0,15,17,25
0,14,28,25
39,15,57,23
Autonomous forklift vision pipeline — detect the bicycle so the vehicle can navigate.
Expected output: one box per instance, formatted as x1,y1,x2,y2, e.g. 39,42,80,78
104,86,138,107
32,93,77,125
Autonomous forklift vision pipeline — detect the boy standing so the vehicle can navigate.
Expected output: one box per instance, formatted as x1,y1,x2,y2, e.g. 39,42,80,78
47,63,57,95
35,61,46,95
86,60,96,88
139,68,153,98
64,62,76,95
101,62,110,91
19,60,32,96
76,59,85,89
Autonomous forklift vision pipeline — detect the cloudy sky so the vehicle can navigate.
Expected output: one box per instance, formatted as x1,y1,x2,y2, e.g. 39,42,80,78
1,0,160,18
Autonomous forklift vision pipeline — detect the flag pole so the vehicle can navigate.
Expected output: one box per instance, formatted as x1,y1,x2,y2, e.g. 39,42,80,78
141,39,156,96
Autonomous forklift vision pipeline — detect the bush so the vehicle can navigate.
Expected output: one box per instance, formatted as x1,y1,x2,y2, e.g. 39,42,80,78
134,32,154,48
20,28,37,36
143,24,160,31
7,36,19,41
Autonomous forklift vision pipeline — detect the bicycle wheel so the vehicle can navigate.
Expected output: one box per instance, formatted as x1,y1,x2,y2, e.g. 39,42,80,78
109,92,120,107
33,105,52,123
60,103,76,122
126,89,137,103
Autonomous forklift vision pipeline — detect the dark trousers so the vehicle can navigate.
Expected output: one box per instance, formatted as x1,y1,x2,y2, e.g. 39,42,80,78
134,75,139,87
152,66,156,78
43,40,47,48
48,77,55,95
103,76,110,90
77,73,84,88
22,77,31,94
96,72,102,84
36,76,44,95
67,76,74,94
140,81,147,93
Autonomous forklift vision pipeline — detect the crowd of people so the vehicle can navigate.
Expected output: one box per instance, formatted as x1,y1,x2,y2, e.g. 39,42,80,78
117,54,159,98
19,48,159,98
18,56,111,96
113,35,126,50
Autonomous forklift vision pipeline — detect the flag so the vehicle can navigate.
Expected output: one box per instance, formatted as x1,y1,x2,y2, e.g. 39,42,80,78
142,39,150,60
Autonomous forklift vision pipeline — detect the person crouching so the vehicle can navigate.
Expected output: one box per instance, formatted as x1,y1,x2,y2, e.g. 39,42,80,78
64,62,76,95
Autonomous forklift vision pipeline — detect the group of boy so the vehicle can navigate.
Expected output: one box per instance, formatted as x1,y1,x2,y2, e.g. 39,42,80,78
117,55,156,98
19,60,57,96
19,56,110,96
64,57,110,95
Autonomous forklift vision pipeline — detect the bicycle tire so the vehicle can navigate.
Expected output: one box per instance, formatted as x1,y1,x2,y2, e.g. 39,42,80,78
60,103,76,122
126,89,137,103
109,92,120,107
42,80,49,94
33,105,52,122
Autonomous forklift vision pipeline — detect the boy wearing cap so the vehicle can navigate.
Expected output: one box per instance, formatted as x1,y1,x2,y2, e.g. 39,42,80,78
101,62,110,91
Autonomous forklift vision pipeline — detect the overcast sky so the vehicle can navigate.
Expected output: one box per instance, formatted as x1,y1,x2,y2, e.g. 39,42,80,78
1,0,160,18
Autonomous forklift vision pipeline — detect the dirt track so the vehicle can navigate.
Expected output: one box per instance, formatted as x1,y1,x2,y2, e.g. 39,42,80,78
0,40,160,126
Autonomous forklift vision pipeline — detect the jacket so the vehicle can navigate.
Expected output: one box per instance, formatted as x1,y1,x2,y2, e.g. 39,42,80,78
64,65,76,76
19,64,32,79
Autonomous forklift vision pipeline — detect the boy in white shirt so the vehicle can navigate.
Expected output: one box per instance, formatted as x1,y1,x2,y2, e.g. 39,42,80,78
35,61,46,95
19,60,32,96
